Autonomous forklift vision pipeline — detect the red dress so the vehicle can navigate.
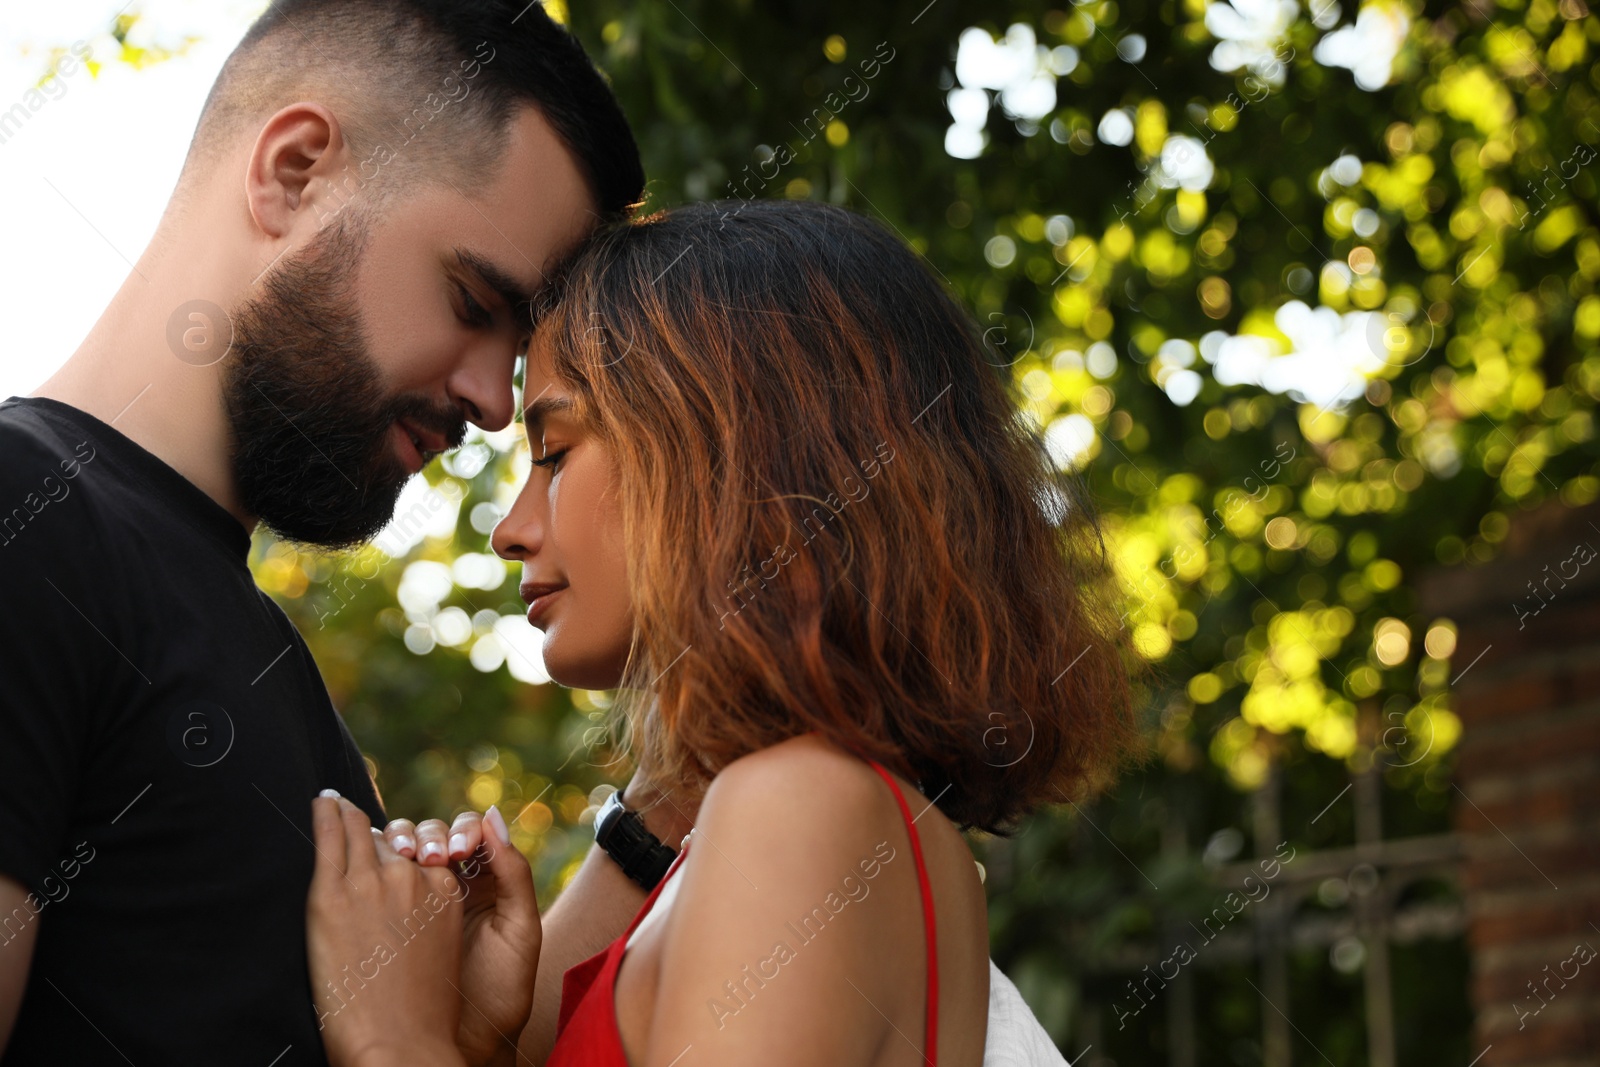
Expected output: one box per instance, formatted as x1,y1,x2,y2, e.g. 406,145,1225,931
546,757,941,1065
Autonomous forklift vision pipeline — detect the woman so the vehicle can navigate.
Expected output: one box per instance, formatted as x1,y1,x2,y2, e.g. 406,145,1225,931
306,199,1136,1066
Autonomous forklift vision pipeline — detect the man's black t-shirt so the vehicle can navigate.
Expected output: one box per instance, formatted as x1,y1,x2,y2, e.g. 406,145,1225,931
0,397,385,1065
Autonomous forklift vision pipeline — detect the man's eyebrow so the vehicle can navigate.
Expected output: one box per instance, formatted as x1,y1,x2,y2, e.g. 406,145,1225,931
523,394,574,430
453,248,539,330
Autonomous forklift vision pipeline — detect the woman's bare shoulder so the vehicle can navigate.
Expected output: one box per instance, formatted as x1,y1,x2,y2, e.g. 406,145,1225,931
642,737,937,1062
712,732,884,792
694,733,903,871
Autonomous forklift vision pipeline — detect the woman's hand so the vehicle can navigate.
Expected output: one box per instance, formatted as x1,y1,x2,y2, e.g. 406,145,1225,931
307,793,466,1066
379,805,541,1066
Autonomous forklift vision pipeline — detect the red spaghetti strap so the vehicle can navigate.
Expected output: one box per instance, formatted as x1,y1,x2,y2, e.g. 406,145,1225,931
866,759,939,1067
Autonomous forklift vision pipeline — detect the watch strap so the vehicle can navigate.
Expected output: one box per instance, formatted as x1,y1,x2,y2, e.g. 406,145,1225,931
595,788,678,891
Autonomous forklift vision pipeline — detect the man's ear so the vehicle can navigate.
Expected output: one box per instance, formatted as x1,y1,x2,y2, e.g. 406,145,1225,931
244,101,347,239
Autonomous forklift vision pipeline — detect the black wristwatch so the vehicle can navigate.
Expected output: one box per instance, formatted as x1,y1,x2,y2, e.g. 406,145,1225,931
594,786,679,891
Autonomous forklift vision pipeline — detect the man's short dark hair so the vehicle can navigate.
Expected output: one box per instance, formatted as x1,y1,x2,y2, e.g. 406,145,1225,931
186,0,643,220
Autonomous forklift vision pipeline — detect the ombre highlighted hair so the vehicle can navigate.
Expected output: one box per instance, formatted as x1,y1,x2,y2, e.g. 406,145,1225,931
533,199,1137,834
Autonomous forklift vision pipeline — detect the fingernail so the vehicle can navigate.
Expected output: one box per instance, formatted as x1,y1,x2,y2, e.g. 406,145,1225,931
393,835,416,855
420,841,445,863
449,833,469,857
485,805,511,846
318,788,341,799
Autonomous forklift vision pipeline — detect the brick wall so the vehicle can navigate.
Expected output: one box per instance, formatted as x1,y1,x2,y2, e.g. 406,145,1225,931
1419,498,1600,1065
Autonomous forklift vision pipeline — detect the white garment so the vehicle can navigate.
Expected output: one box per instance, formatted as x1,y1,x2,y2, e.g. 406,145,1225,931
627,860,1069,1064
623,857,683,950
983,958,1069,1066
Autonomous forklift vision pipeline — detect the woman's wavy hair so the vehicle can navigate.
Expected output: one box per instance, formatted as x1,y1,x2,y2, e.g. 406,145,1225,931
533,199,1138,834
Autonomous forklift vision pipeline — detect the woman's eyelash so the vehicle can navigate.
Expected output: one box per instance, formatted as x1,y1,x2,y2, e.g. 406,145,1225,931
531,448,568,470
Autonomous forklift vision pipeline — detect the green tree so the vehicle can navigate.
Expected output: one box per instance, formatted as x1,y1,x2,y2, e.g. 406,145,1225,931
249,0,1598,1058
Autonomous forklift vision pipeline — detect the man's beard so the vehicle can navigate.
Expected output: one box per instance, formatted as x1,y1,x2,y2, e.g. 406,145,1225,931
221,214,466,551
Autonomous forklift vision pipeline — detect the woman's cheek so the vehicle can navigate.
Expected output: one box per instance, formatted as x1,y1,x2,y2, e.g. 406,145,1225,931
596,504,631,627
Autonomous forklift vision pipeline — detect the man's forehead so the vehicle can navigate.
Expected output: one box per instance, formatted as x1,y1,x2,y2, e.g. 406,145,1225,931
465,106,601,285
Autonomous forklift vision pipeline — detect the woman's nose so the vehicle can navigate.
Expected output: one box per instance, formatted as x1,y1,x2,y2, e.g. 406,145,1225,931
491,484,541,561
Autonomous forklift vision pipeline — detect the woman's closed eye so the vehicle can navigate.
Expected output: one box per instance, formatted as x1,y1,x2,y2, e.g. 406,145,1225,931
532,447,568,472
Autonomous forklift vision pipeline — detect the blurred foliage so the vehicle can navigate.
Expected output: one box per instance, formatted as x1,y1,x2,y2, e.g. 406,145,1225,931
212,0,1600,1058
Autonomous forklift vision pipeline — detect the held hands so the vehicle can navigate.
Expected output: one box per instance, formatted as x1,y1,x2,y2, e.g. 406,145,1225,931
307,793,465,1066
307,795,541,1067
377,807,542,1066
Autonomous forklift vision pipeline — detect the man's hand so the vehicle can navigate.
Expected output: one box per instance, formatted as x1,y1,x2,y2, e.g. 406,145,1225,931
0,875,39,1054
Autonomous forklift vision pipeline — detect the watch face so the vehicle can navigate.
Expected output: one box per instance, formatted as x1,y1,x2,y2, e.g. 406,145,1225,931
595,793,620,839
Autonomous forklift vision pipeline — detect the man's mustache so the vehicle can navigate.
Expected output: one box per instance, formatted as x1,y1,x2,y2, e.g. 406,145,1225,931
388,396,467,452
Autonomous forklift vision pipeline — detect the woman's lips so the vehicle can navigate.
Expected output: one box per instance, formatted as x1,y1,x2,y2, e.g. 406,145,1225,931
527,587,563,626
521,581,567,626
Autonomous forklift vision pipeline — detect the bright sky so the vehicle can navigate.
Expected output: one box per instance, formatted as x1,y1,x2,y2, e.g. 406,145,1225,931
0,0,263,401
